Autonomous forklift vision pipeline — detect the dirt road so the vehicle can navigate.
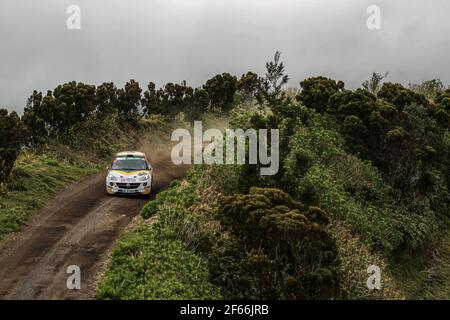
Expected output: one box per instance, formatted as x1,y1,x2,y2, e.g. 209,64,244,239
0,154,189,300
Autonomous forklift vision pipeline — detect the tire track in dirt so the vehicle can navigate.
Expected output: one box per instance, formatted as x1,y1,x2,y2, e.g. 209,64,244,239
0,152,189,300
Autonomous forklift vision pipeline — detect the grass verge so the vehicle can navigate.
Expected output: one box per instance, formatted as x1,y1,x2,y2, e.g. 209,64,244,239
0,151,98,245
392,230,450,299
97,174,222,299
97,222,221,300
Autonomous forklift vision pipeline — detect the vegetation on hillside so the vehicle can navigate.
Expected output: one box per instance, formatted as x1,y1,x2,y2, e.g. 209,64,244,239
0,71,245,242
0,110,27,183
0,152,97,245
99,52,450,299
1,51,450,299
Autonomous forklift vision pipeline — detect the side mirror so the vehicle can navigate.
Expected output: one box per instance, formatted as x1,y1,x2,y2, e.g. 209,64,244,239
106,166,110,171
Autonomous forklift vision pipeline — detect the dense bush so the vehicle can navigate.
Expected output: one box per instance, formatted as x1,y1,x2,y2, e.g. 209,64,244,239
52,81,97,125
142,81,210,121
0,109,27,182
409,79,444,100
279,111,405,252
95,82,118,118
21,74,239,146
203,73,237,111
16,53,446,298
228,64,449,254
210,187,340,299
237,71,259,102
22,80,143,144
378,82,428,110
328,89,388,162
435,89,450,128
141,199,161,219
143,81,190,116
116,79,143,123
59,113,135,157
22,82,97,142
311,82,449,208
297,76,344,113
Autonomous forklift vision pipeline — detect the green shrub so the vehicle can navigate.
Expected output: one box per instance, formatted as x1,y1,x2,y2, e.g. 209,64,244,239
0,109,27,182
409,79,444,100
203,73,237,111
297,76,344,113
210,187,340,299
435,89,450,128
97,225,221,300
22,83,97,142
142,82,210,122
330,220,404,299
255,51,291,112
22,80,145,145
95,82,118,118
297,163,403,252
237,71,259,102
141,200,160,219
378,82,428,109
116,80,143,123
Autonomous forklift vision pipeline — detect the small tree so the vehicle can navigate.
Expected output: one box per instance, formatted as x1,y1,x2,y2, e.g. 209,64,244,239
409,79,444,100
378,82,428,109
96,82,118,118
297,76,344,113
435,89,450,127
142,82,160,116
22,90,46,144
362,72,389,95
185,88,210,122
143,81,211,121
256,51,289,110
203,73,237,111
0,109,27,182
237,71,259,102
22,82,98,143
117,80,143,123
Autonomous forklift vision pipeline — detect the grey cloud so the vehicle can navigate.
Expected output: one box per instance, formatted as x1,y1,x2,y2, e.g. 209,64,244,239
1,0,449,113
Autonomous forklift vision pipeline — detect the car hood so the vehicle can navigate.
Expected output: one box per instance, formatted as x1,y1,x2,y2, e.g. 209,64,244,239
108,170,150,183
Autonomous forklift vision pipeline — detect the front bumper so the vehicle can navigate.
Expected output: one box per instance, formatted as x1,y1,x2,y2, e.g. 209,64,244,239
106,182,152,195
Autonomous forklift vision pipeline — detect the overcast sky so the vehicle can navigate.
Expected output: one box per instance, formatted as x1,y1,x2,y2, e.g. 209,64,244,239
1,0,449,113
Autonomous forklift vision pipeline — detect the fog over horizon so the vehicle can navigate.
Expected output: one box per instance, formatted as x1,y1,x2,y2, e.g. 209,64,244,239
1,0,450,113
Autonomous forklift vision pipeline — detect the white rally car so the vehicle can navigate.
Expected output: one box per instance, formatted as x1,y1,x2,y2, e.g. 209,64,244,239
106,151,153,196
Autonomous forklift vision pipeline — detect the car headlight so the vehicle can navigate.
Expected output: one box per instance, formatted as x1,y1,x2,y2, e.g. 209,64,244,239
109,175,118,182
139,174,150,181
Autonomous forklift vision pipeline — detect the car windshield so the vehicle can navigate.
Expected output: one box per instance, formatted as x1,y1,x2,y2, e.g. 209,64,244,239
111,157,148,170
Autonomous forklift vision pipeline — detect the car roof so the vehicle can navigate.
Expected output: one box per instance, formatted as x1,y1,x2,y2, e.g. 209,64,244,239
114,151,146,158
